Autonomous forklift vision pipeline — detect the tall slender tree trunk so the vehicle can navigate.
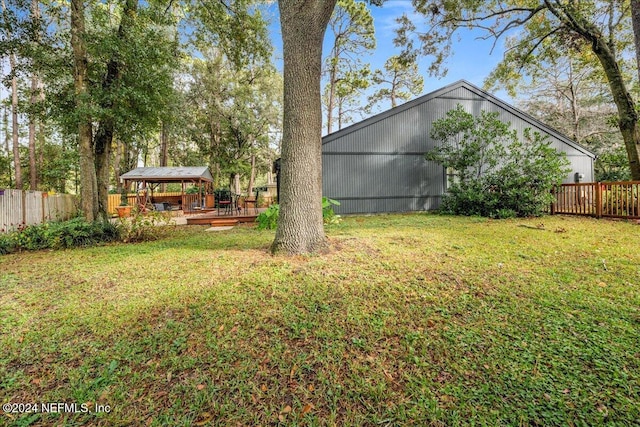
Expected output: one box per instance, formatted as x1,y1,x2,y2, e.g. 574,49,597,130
28,73,39,190
28,0,42,190
326,61,337,134
3,105,12,188
160,122,168,192
247,153,256,196
272,0,336,254
10,53,22,190
209,117,220,188
71,0,98,221
114,139,122,193
1,0,21,189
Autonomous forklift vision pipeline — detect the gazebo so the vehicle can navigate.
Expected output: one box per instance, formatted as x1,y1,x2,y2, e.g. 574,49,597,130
119,166,214,211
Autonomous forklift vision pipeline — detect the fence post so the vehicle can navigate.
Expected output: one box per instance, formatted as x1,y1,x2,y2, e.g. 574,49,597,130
595,182,602,218
550,186,556,215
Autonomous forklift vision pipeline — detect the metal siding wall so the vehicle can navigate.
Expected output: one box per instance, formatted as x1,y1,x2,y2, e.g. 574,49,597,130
323,85,595,214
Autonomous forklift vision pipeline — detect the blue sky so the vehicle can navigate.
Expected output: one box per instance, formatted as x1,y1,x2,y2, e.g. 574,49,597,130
264,0,511,121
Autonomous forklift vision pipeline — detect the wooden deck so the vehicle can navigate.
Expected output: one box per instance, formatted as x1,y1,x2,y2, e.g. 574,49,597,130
185,208,265,226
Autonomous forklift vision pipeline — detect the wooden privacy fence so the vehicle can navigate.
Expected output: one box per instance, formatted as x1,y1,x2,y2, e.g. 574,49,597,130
551,181,640,219
0,190,78,233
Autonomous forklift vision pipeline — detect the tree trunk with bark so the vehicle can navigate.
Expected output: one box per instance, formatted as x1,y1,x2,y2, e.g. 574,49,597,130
1,0,22,189
3,106,12,188
94,0,137,220
326,62,337,134
28,0,42,190
589,33,640,179
160,122,168,192
10,54,22,190
631,0,640,83
71,0,98,221
272,0,336,254
247,153,256,196
547,2,640,180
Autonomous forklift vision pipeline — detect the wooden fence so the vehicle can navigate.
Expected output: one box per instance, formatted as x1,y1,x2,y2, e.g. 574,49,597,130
0,190,78,233
551,181,640,219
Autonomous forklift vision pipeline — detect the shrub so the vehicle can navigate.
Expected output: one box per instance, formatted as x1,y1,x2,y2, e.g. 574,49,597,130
115,208,172,242
322,197,342,224
255,197,342,230
0,217,120,254
256,204,280,230
426,105,570,218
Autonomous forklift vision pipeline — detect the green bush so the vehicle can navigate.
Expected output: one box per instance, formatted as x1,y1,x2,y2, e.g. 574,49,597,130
256,204,280,230
255,197,342,230
115,208,172,242
0,218,120,254
427,104,570,218
322,197,342,224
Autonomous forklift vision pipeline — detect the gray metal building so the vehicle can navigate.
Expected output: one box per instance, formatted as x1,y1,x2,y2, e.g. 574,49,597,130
322,80,596,215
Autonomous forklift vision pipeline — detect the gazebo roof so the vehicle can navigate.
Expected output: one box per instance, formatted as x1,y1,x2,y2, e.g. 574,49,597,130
120,167,213,183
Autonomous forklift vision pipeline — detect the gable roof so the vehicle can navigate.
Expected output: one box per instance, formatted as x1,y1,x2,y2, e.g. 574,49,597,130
120,167,213,183
322,80,596,159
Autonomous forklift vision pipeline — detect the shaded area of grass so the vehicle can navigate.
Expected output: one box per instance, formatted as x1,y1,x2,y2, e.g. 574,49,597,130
1,215,639,426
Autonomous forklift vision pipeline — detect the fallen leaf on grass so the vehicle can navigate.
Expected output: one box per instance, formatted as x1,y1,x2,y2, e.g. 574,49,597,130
196,384,205,390
167,372,172,382
195,412,213,426
281,405,292,414
260,384,268,392
289,364,298,380
302,403,314,415
218,325,225,332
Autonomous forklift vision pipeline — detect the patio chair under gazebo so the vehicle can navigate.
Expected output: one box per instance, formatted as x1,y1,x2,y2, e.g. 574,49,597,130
119,166,214,213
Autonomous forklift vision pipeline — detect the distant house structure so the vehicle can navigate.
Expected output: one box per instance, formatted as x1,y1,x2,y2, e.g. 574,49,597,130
322,80,595,215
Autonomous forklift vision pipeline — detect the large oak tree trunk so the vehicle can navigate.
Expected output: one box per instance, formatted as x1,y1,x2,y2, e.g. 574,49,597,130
272,0,336,254
71,0,98,221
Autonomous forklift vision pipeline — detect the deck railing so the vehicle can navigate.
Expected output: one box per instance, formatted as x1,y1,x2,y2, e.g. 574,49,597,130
551,181,640,219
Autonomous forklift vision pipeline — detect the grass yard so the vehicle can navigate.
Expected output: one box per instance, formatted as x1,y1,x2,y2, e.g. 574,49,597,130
0,214,639,426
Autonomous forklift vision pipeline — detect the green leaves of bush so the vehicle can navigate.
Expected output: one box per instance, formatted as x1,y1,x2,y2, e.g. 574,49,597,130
256,197,342,230
0,218,119,254
427,105,570,218
256,204,280,230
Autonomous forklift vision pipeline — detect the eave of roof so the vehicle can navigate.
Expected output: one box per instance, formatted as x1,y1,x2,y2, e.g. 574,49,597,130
322,80,596,159
120,167,213,182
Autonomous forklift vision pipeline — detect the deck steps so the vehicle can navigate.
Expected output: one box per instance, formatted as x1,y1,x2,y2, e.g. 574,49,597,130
210,218,240,227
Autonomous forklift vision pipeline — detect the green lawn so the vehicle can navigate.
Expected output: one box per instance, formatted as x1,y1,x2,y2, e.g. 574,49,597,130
1,214,639,426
